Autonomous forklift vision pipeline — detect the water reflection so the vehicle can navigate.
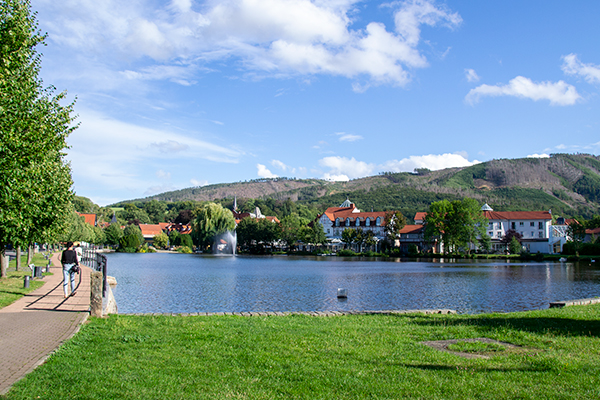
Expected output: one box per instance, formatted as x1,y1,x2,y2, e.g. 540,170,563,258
107,253,600,314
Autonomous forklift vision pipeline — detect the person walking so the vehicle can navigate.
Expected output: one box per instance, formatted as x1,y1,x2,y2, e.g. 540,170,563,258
60,242,80,298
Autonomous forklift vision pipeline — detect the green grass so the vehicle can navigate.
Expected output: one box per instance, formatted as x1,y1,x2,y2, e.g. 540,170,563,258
0,253,51,308
4,305,600,399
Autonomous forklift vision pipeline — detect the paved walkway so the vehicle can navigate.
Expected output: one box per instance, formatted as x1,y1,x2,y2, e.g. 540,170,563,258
0,253,91,395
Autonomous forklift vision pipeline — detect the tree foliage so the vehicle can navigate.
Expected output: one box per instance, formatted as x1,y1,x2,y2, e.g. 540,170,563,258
424,198,486,254
384,211,407,245
104,223,123,246
0,0,77,276
191,202,236,250
153,232,168,249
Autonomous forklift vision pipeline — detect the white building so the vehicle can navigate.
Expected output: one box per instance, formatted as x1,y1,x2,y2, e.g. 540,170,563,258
318,199,388,240
481,204,554,253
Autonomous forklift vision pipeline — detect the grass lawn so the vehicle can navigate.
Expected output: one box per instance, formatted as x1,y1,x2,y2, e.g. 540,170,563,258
4,305,600,399
0,253,51,308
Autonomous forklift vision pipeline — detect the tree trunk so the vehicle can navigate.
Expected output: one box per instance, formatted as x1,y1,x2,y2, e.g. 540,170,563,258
0,249,7,278
16,245,21,272
27,244,33,265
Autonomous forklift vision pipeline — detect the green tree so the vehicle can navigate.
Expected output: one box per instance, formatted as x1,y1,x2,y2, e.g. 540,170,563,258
509,236,522,255
169,230,181,246
119,225,143,251
104,223,123,246
341,228,355,250
0,0,77,277
280,214,303,249
307,221,327,249
384,211,407,246
192,202,236,251
144,200,167,224
478,232,492,254
153,232,169,249
424,198,486,255
118,204,150,225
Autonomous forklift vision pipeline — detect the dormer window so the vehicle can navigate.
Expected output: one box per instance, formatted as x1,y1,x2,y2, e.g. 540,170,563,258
335,218,340,227
366,217,370,226
355,218,360,227
376,217,381,226
345,218,350,226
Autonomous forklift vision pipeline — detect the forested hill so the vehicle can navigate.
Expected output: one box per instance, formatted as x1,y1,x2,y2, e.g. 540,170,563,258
128,153,600,219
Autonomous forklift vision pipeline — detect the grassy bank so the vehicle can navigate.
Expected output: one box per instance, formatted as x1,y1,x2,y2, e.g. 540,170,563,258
5,305,600,399
0,253,51,308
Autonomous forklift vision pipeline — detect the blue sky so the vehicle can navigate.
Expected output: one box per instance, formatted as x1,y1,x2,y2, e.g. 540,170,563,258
33,0,600,206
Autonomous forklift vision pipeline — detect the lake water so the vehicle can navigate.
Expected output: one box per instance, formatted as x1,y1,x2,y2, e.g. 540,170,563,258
106,253,600,314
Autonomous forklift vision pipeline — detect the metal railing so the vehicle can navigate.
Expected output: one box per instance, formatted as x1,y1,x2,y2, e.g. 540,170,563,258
81,248,108,298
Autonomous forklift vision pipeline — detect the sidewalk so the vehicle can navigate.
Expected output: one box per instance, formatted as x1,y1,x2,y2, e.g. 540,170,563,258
0,252,91,395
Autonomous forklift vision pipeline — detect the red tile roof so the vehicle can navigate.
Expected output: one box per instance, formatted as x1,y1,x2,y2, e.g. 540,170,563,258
399,225,424,234
321,203,387,226
414,212,427,223
77,213,97,226
139,224,165,237
586,227,600,235
483,211,552,221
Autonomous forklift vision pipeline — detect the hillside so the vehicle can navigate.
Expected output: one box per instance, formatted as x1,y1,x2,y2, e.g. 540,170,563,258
129,153,600,219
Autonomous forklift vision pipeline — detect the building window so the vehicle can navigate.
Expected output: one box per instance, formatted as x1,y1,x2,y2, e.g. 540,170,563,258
355,218,360,227
376,217,381,226
530,222,535,227
366,218,370,226
539,231,543,238
489,222,493,229
345,219,350,227
327,229,330,234
489,231,494,238
335,218,340,227
511,222,516,229
539,222,543,229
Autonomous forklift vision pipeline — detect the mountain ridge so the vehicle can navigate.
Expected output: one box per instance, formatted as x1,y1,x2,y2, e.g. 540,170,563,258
119,153,600,218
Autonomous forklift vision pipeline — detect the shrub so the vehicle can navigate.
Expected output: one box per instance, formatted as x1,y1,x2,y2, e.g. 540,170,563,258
177,246,192,254
337,249,356,256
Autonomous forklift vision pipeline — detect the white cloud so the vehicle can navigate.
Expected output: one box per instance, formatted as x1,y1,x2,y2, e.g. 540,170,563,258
465,76,580,106
319,156,376,180
156,169,171,180
464,68,480,83
527,153,550,158
336,132,363,142
257,163,278,178
66,109,241,193
271,159,297,174
38,0,462,90
561,54,600,84
190,178,208,187
381,153,478,172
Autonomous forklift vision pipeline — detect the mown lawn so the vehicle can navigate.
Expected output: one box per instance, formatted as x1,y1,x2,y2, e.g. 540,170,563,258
0,253,50,308
4,304,600,399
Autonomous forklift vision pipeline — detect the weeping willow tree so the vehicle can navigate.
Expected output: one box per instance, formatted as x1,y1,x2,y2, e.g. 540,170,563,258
0,0,77,277
191,203,236,251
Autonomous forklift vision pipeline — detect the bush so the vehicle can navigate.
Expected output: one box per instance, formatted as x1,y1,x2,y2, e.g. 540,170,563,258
337,249,356,256
177,246,192,254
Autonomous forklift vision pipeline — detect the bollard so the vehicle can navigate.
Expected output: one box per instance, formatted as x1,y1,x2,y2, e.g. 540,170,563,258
90,271,103,318
34,266,42,278
24,275,30,288
337,288,348,298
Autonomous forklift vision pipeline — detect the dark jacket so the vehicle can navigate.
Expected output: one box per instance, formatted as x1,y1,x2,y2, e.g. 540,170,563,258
61,249,79,265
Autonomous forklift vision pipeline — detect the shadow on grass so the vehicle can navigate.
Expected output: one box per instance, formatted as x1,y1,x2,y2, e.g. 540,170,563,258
400,314,600,338
404,363,552,372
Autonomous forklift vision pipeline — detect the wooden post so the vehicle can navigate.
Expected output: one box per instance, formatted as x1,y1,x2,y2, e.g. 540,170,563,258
15,245,21,272
90,271,103,317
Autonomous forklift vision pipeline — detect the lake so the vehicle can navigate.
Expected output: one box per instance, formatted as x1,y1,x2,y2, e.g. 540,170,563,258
106,253,600,314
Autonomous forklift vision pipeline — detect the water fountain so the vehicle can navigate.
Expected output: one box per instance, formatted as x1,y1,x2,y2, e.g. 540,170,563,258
213,230,237,255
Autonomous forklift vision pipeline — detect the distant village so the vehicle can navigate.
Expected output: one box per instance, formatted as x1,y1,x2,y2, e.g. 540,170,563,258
76,198,599,256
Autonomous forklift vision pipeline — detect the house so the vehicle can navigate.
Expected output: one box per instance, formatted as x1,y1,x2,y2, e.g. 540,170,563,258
77,213,97,227
318,199,388,241
138,224,166,244
585,227,600,243
481,204,554,253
